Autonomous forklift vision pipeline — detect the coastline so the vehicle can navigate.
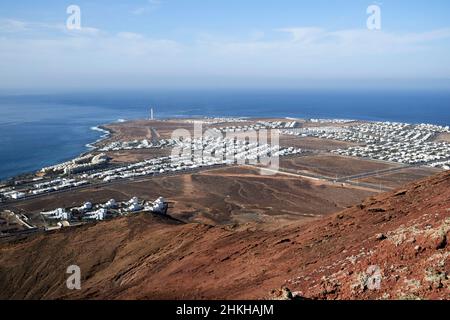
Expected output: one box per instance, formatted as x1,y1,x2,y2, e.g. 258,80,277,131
85,125,113,150
0,123,114,183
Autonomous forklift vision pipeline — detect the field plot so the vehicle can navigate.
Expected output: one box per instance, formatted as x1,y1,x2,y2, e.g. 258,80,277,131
103,120,155,142
279,154,401,178
103,120,197,142
105,149,171,164
434,133,450,143
280,136,359,151
357,167,442,189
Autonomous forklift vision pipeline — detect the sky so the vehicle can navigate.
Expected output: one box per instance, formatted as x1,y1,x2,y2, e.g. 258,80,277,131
1,0,450,91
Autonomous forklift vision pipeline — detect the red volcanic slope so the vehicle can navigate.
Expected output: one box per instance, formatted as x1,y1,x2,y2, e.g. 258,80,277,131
0,171,448,300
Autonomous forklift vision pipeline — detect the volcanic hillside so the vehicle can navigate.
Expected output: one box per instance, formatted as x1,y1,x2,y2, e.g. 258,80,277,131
0,171,449,300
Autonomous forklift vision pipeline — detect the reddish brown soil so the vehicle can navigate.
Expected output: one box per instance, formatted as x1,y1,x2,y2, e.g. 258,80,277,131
105,149,171,164
103,120,197,143
358,167,442,189
280,136,358,151
434,133,450,143
0,171,448,300
102,120,155,143
280,155,400,178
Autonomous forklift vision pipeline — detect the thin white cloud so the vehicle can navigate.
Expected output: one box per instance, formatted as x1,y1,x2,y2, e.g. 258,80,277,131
0,18,102,37
0,19,28,32
131,0,162,15
0,19,449,88
400,28,450,43
277,27,325,43
277,27,450,49
248,30,265,41
65,26,102,37
117,32,144,40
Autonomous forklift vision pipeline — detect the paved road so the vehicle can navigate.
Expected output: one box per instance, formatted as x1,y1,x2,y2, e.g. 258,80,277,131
149,127,160,144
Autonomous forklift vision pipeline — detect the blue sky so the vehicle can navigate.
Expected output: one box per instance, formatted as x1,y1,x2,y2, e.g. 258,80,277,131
1,0,450,91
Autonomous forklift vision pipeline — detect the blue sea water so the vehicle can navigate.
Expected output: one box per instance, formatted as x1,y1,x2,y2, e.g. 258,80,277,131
0,89,449,181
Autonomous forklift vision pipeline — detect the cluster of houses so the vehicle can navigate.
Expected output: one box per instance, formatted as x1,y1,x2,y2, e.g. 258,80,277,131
84,155,224,182
214,121,298,133
333,141,450,166
309,119,355,124
353,122,447,143
0,178,90,201
83,137,302,182
173,136,302,161
181,117,248,125
99,138,178,152
428,159,450,170
40,196,168,225
1,189,27,200
30,178,89,195
281,121,450,169
281,126,357,141
40,153,110,175
0,178,89,200
282,122,449,145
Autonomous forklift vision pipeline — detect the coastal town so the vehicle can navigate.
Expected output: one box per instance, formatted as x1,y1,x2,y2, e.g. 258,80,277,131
1,117,449,238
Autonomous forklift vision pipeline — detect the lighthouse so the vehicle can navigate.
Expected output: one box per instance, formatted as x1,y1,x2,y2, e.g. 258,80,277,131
150,108,154,120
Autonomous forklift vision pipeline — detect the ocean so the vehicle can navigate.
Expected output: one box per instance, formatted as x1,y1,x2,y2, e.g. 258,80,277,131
1,89,450,181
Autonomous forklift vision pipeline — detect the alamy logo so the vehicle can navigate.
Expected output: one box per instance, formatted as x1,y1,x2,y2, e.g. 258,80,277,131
66,265,81,290
367,4,382,30
66,5,81,30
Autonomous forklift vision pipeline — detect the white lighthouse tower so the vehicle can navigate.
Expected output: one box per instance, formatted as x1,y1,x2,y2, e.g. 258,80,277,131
150,107,154,120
